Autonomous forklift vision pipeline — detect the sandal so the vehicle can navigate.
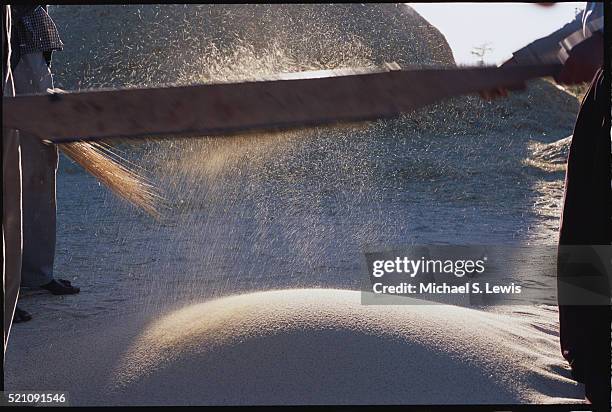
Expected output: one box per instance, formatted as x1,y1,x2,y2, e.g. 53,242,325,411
41,279,80,295
13,306,32,323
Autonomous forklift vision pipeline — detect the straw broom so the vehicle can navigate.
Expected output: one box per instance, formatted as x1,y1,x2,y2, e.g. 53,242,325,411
58,141,164,219
36,86,164,219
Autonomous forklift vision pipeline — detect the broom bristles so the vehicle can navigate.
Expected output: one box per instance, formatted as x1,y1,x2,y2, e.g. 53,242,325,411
58,141,164,219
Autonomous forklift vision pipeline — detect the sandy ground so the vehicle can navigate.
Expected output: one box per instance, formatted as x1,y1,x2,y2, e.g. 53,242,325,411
4,4,588,407
5,290,584,406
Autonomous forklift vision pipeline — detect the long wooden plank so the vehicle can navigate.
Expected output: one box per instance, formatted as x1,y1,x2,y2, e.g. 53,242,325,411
2,64,561,143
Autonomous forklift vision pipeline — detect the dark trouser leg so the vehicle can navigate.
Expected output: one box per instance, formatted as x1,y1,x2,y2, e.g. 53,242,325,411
12,53,58,288
558,68,611,407
3,33,22,351
3,127,22,350
18,134,58,287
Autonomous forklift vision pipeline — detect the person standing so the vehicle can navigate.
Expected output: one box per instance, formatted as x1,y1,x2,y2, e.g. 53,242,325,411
481,2,608,406
554,3,609,407
10,5,79,308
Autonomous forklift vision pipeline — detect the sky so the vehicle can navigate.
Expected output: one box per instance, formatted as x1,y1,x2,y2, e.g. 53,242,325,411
407,2,586,65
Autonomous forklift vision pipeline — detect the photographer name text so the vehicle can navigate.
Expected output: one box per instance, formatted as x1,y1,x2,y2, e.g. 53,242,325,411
371,282,522,295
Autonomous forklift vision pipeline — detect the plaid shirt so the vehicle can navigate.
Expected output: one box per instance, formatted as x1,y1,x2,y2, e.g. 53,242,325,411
12,5,63,57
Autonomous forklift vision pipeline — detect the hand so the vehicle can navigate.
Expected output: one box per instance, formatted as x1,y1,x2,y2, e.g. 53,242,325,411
479,1,555,100
479,57,517,101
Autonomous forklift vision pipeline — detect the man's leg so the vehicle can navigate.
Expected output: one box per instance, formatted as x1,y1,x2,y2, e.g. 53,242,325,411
2,127,22,350
2,5,23,350
12,53,79,296
558,68,611,406
12,52,58,288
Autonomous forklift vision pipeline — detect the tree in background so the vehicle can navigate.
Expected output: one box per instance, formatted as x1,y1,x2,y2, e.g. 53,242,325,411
470,43,493,66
